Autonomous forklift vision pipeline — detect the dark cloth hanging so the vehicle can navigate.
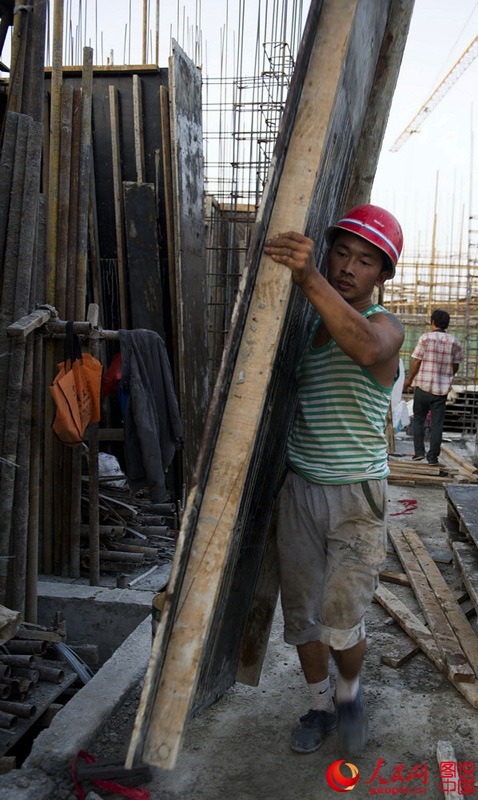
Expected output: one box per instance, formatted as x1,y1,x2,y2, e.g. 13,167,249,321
119,329,183,502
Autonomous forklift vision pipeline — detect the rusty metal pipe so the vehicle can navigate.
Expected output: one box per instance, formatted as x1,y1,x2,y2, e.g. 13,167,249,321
0,700,36,718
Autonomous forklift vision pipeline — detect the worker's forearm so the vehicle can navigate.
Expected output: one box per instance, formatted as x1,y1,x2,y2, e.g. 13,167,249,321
296,271,386,365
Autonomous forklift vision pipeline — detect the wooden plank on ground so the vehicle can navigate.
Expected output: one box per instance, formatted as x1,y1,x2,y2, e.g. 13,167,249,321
379,569,410,587
375,584,478,709
388,526,474,683
445,485,478,549
123,182,164,338
126,0,413,771
381,639,419,668
441,445,478,476
436,741,464,800
401,528,478,679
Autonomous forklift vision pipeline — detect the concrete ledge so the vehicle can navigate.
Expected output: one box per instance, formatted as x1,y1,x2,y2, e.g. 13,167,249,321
24,616,151,776
38,581,154,662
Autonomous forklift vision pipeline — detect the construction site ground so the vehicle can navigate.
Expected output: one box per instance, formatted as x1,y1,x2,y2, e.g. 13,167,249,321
3,432,478,800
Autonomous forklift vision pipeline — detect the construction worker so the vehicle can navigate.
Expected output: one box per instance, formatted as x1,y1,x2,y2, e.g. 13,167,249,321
403,309,462,464
264,204,404,758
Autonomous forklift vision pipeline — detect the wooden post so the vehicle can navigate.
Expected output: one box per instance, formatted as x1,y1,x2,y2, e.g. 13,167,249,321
159,86,180,393
132,75,146,183
87,304,100,586
56,82,73,320
44,0,64,575
66,88,82,319
6,0,30,114
23,0,47,122
25,332,42,623
109,85,128,328
75,47,94,321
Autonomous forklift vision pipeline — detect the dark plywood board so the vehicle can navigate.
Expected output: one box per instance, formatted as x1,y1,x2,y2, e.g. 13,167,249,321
445,484,478,549
44,69,169,336
127,0,412,771
123,181,164,338
169,42,210,485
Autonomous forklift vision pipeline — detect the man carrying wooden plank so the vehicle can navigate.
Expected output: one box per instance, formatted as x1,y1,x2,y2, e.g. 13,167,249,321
264,204,404,758
403,309,463,464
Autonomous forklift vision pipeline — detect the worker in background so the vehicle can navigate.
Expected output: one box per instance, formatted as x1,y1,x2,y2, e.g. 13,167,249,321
403,309,462,464
264,205,404,759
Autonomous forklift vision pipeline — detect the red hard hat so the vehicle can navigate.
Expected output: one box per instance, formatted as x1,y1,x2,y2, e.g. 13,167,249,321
325,204,403,277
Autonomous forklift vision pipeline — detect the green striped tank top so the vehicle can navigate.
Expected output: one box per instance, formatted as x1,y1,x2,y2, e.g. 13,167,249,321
287,304,393,484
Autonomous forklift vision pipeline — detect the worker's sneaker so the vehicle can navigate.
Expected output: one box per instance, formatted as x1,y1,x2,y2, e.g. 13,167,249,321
412,454,424,461
427,457,439,465
291,706,337,753
336,685,368,758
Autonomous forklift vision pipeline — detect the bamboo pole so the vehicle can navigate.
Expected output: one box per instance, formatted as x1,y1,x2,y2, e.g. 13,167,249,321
88,148,102,309
0,113,19,288
44,0,64,576
56,82,73,320
69,447,82,578
66,87,82,319
0,116,30,604
75,46,93,321
7,119,42,611
25,332,42,622
155,0,159,65
142,0,147,64
87,304,100,586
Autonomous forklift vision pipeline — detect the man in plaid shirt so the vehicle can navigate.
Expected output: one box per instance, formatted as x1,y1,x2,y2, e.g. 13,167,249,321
403,309,462,464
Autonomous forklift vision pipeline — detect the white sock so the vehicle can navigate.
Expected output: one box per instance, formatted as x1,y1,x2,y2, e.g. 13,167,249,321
335,673,360,703
308,676,335,713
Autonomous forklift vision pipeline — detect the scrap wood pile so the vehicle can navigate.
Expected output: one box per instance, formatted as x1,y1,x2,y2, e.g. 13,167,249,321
387,449,478,485
0,606,85,767
375,523,478,709
79,474,178,577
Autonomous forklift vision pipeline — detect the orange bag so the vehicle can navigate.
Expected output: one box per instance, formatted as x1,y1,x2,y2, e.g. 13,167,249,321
50,322,103,446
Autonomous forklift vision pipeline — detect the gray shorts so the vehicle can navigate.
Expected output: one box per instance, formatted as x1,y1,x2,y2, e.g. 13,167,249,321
276,470,387,650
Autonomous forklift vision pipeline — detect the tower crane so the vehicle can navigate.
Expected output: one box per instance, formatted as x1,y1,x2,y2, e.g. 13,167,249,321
390,33,478,152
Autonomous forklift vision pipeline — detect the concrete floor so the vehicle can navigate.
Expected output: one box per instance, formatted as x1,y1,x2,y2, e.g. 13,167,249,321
3,432,478,800
87,440,478,800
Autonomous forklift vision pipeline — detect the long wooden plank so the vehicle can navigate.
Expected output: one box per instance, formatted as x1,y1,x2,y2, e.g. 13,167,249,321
374,584,478,709
436,741,464,800
169,41,210,486
402,528,478,679
441,444,478,476
108,85,128,328
127,0,404,771
388,526,474,682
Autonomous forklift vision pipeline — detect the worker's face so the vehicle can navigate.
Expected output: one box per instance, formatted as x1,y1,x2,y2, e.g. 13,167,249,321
327,231,390,308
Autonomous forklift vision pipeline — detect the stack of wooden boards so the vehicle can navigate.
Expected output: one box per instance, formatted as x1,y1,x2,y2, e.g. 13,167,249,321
375,524,478,709
387,449,478,486
444,485,478,645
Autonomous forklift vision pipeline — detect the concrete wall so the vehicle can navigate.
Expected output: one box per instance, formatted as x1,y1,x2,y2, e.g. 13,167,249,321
37,582,154,662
